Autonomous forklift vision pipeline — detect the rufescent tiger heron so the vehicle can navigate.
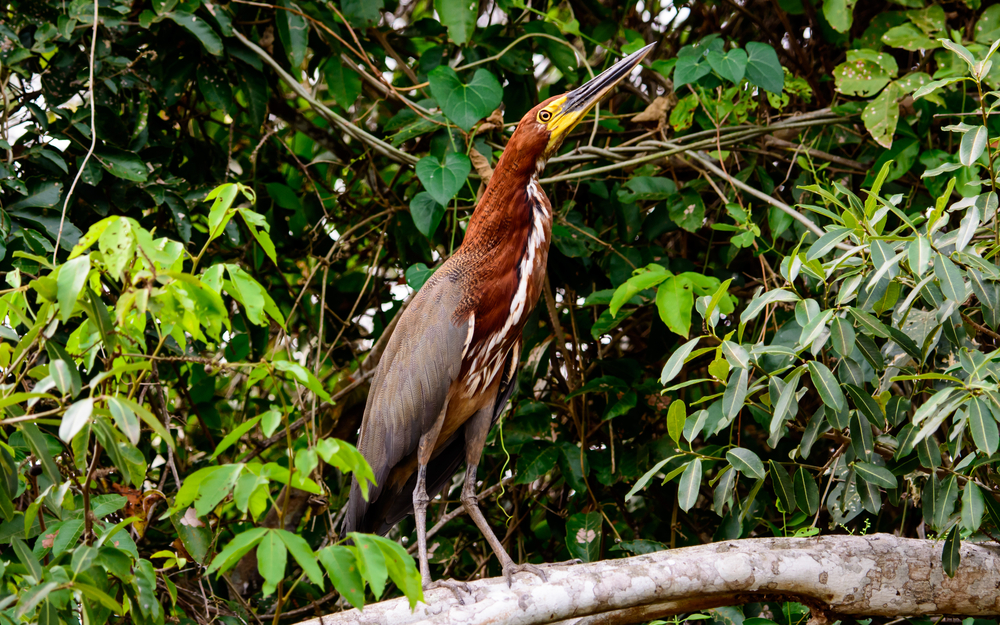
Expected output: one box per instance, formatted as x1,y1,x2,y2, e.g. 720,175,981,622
343,42,657,589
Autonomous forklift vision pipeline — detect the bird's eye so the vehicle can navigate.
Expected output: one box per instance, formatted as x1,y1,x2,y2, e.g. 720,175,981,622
538,109,552,122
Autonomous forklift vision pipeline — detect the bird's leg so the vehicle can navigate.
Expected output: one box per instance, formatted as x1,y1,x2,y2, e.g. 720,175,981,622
462,406,548,587
413,407,471,601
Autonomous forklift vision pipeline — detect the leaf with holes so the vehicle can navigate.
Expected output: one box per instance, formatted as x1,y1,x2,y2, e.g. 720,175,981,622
566,512,603,562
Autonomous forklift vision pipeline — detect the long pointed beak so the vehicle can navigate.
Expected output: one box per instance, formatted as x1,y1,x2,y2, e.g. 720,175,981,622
544,42,656,146
562,42,657,115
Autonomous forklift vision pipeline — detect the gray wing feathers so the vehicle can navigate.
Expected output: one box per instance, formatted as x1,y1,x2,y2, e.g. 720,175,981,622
343,278,467,535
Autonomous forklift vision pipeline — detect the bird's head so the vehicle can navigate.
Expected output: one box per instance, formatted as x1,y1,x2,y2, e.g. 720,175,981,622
510,42,656,169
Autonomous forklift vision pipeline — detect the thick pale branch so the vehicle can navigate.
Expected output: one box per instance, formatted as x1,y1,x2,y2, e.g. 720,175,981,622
292,535,1000,625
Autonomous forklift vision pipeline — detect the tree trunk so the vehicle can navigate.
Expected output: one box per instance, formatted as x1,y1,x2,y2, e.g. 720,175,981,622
290,534,1000,625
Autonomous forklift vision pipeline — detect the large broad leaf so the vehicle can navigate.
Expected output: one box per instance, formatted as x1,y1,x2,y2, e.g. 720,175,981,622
744,42,784,94
655,275,695,338
319,546,365,609
960,125,988,166
707,48,747,83
166,12,223,55
862,82,901,148
434,0,477,46
340,0,384,28
409,192,446,237
415,153,471,206
57,254,89,322
324,57,362,108
256,531,287,597
823,0,857,32
96,147,148,182
428,67,503,132
59,397,93,443
276,0,308,69
565,512,603,562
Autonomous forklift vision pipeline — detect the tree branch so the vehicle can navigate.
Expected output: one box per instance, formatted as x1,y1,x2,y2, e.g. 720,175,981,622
290,534,1000,625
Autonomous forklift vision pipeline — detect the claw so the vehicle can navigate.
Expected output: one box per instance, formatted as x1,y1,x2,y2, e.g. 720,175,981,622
502,561,548,587
425,579,474,604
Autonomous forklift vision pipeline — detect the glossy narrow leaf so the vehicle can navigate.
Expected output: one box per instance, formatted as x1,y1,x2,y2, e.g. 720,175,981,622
276,0,308,69
960,125,988,166
962,482,985,532
167,12,223,55
806,227,853,261
968,397,998,455
722,367,748,420
726,447,766,481
844,384,883,426
829,317,855,358
211,415,263,460
59,397,93,443
769,460,797,513
667,400,686,446
720,341,750,369
741,288,799,322
955,206,980,253
934,475,960,531
935,252,967,303
981,488,1000,529
661,337,700,384
57,254,90,322
794,468,820,516
854,462,896,489
908,236,931,277
677,458,702,511
942,523,961,578
770,368,804,437
807,361,845,412
850,410,873,462
625,456,674,501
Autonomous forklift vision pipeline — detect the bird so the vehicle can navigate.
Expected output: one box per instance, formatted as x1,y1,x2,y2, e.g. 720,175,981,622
343,42,657,589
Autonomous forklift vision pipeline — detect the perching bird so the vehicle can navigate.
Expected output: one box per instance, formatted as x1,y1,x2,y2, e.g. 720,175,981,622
343,43,656,588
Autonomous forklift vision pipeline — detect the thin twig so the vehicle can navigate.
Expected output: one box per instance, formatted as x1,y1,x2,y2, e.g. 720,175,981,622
53,0,99,260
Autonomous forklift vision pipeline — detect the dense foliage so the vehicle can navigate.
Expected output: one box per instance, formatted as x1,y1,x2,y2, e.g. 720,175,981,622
3,0,1000,623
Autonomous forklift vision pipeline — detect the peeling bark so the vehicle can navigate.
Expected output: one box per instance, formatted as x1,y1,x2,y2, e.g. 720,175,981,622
291,534,1000,625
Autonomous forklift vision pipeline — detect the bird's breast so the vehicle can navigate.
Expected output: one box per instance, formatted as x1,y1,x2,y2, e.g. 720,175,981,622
458,178,552,397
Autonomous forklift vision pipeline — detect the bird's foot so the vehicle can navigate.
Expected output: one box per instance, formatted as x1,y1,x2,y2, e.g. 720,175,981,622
424,578,474,604
502,561,548,587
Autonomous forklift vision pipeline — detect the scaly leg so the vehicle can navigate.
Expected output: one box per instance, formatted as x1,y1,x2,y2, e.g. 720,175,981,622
413,404,471,601
462,405,547,587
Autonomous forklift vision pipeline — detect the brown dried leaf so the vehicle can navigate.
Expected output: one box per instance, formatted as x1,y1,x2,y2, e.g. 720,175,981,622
632,95,676,125
470,146,493,185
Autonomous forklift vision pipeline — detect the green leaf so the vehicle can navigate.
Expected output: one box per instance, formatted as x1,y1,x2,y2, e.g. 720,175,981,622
667,400,686,446
277,529,325,586
707,47,747,83
625,456,674,501
769,460,797,513
319,546,366,609
882,23,940,51
722,367,748,420
935,252,967,303
667,190,705,233
107,397,140,446
968,397,998,455
942,523,960,578
744,42,784,94
59,397,93,443
807,361,846,413
350,533,389,598
276,0,308,69
405,263,435,292
850,410,873,462
15,582,57,619
57,254,90,322
960,125,988,166
197,64,232,113
340,0,383,28
96,147,147,182
962,482,985,532
273,360,332,401
677,458,702,511
908,236,931,277
741,288,799,323
823,0,857,32
115,396,176,450
770,368,804,438
167,11,223,55
324,57,362,108
211,415,263,460
830,317,855,358
834,56,892,97
565,512,603,562
206,527,267,575
610,264,671,317
409,192,446,237
11,536,42,580
656,275,695,338
726,447,766,480
433,0,477,46
854,462,896,488
862,82,901,148
514,444,560,483
794,467,820,516
415,154,471,206
428,67,503,132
